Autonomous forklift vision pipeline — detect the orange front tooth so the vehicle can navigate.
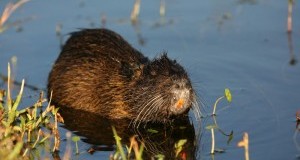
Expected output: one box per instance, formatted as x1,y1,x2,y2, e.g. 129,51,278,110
176,99,185,109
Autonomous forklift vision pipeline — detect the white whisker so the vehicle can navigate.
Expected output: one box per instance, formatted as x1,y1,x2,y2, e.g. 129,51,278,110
133,94,162,127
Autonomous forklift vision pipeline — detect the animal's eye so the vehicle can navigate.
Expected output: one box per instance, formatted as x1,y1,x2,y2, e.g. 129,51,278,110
174,84,180,89
150,70,157,76
185,81,190,87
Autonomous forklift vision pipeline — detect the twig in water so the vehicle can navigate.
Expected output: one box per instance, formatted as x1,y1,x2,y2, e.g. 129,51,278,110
287,0,294,33
238,132,250,160
210,128,215,154
205,124,217,154
52,107,60,152
131,0,141,23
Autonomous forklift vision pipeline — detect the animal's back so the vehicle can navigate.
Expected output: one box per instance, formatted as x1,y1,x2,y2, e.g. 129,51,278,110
48,29,147,118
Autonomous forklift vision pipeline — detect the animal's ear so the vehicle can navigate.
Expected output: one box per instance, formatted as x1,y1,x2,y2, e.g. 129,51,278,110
120,61,134,79
120,62,144,80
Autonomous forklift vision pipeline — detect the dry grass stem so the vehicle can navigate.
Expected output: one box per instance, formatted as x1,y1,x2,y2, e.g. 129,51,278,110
238,132,249,160
7,63,12,109
210,128,215,154
0,0,30,30
160,0,166,17
287,0,293,33
212,96,224,115
131,0,141,23
129,135,144,160
55,23,62,36
52,110,60,152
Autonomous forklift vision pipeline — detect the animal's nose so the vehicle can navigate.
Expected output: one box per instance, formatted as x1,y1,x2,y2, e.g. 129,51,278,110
176,98,185,109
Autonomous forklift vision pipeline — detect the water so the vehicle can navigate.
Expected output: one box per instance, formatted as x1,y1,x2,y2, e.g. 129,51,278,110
0,0,300,159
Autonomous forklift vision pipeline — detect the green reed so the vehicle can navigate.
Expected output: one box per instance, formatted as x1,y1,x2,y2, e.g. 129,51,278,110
0,63,62,159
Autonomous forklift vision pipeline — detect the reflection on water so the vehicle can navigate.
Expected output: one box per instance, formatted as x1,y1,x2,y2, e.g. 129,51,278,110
59,108,198,159
287,32,297,65
237,0,257,5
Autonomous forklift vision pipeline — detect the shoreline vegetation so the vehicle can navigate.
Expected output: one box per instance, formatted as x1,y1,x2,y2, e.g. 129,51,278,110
0,63,63,159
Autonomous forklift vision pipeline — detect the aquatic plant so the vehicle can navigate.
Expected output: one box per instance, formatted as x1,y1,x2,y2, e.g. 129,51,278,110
72,136,81,155
112,126,127,160
0,63,63,159
174,139,187,157
111,126,144,160
206,124,217,154
212,88,232,115
111,125,193,159
207,88,233,154
206,119,234,154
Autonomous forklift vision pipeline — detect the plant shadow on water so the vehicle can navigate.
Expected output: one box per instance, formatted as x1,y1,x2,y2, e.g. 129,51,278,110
58,107,198,159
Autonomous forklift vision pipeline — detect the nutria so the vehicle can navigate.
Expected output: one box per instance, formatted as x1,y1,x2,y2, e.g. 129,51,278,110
48,28,200,125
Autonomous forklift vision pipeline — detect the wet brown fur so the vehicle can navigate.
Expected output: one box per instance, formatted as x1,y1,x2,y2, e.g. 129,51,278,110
48,29,196,123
